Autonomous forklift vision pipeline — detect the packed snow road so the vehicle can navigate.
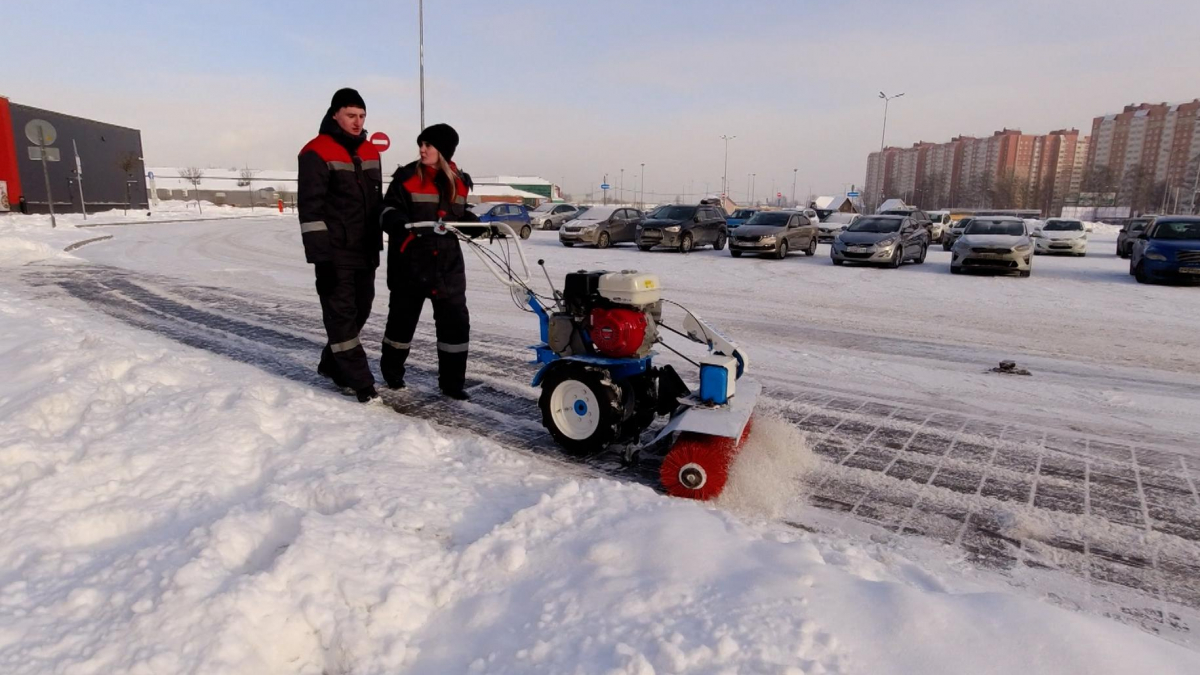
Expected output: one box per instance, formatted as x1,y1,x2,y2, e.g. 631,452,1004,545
3,212,1200,671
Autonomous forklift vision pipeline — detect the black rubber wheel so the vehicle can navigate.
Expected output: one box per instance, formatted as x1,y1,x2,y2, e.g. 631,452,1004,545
638,244,654,251
679,233,694,254
730,250,742,258
714,231,727,251
597,231,611,249
561,242,575,247
943,241,952,252
1019,269,1031,278
805,237,818,256
914,244,927,264
775,239,789,260
539,364,623,457
889,247,903,268
950,265,963,275
1135,262,1149,284
833,258,845,266
520,225,532,240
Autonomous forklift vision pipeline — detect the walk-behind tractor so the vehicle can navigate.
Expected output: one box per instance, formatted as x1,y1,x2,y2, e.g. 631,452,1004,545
405,220,760,500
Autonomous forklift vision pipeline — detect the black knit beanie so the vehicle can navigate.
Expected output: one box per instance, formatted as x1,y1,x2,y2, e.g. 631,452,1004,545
417,123,459,161
330,87,366,112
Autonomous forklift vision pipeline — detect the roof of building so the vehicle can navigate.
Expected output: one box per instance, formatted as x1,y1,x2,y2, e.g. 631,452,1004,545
470,184,547,200
473,175,553,186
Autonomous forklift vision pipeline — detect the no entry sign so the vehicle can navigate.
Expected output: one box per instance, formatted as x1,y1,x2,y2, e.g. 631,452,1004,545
369,131,391,152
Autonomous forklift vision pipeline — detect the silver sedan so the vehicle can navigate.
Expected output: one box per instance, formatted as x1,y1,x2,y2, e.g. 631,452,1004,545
950,217,1034,277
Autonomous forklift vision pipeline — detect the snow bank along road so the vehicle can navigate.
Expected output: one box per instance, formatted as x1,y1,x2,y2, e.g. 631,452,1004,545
3,213,1199,671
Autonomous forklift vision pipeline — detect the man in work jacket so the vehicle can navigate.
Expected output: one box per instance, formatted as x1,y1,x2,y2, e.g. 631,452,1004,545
379,123,480,400
298,88,383,403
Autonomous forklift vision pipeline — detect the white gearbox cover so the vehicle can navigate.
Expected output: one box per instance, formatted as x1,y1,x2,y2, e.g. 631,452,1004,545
598,271,661,306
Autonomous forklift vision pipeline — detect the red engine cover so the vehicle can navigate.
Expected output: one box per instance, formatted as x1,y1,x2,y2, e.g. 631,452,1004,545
590,307,648,358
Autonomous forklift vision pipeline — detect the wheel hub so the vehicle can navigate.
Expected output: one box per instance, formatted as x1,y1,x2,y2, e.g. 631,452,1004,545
678,462,707,490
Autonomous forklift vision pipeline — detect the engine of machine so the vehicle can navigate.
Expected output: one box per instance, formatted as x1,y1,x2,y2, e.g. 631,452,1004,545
555,270,661,359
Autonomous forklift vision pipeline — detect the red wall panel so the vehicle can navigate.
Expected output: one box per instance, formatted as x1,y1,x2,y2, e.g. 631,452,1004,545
0,97,22,204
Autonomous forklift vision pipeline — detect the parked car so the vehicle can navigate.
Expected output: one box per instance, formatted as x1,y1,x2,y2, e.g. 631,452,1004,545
950,217,1034,277
558,206,644,248
881,208,937,242
830,215,929,268
468,202,534,239
725,208,759,229
1034,218,1088,256
1129,216,1200,284
818,212,860,242
635,201,728,253
1117,216,1156,258
729,210,819,259
528,202,580,230
942,217,973,251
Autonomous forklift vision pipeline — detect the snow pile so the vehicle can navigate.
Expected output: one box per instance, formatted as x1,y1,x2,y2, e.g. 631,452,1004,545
0,216,80,266
2,282,1198,673
718,415,816,519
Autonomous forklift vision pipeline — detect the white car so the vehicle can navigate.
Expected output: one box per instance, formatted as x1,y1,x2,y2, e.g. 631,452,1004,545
1033,218,1088,256
950,217,1034,277
528,203,580,230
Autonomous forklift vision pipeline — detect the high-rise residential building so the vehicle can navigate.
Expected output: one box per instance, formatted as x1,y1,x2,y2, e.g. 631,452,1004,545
1086,100,1200,211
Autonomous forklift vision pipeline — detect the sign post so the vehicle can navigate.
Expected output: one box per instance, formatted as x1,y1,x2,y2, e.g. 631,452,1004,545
26,120,58,228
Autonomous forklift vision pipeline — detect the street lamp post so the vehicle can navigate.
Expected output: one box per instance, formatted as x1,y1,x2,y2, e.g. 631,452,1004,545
620,168,624,205
720,133,729,196
640,162,645,208
418,0,425,129
751,173,756,206
877,91,904,208
792,168,797,206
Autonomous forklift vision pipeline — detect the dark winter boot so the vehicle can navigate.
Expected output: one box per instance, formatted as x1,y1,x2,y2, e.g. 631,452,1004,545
441,388,471,401
317,346,349,388
356,386,380,403
380,341,410,389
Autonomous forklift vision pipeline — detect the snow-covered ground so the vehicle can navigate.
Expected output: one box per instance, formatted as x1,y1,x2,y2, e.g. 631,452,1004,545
2,213,1199,674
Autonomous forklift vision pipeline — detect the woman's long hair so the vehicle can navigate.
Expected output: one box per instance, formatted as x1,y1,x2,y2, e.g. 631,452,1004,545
417,151,465,216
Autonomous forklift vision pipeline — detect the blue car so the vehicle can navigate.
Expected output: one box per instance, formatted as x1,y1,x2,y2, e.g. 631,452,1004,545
467,202,534,239
725,208,759,229
1130,216,1200,284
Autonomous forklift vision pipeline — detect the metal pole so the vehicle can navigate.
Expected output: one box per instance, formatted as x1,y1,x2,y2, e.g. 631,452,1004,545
73,139,86,220
620,168,624,204
878,92,904,207
746,173,750,204
419,0,425,130
751,173,756,206
640,163,645,208
720,134,735,198
1192,152,1200,215
38,127,56,228
791,168,797,206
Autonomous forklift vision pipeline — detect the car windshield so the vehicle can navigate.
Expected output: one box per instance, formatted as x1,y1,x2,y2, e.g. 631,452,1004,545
730,209,756,219
1044,220,1083,231
530,203,556,213
965,220,1025,236
577,206,616,221
745,212,790,227
952,218,973,229
847,218,901,233
824,213,856,225
1130,219,1151,231
1151,222,1200,240
653,206,696,220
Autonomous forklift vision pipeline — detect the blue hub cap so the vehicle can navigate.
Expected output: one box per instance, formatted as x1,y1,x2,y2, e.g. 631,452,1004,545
573,399,589,416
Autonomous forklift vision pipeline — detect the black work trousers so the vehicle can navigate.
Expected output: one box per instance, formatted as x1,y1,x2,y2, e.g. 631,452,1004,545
380,290,470,393
315,265,376,391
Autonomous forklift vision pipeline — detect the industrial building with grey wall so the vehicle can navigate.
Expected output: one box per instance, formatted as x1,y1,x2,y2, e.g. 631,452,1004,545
0,96,148,213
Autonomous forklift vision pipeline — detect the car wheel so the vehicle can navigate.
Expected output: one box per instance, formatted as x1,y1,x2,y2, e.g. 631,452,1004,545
730,250,742,258
950,265,962,275
638,244,653,251
714,231,727,251
520,225,532,240
1019,270,1031,278
679,233,694,254
805,237,817,256
1135,262,1149,284
561,242,575,247
915,244,927,264
775,239,789,260
943,241,952,251
597,231,611,249
832,258,845,266
889,247,903,268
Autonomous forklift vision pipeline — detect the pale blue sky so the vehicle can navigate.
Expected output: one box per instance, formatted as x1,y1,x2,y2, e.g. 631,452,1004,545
3,0,1198,200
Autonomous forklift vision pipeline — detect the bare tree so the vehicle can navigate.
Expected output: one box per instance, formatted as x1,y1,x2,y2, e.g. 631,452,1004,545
117,152,141,215
239,166,258,211
179,167,205,214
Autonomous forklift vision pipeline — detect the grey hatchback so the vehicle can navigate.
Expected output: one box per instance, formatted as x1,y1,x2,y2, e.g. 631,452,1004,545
558,206,645,248
831,215,930,267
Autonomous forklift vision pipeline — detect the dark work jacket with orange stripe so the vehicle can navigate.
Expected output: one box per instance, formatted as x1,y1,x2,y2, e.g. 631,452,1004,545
380,161,481,297
297,118,384,268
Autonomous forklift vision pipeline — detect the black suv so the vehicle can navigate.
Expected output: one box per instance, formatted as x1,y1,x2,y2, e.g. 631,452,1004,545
881,208,935,240
636,200,729,253
1117,216,1157,258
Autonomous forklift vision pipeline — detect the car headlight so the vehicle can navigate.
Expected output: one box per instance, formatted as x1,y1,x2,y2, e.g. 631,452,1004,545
760,235,777,245
1013,244,1032,253
877,237,898,248
1145,251,1168,261
664,225,681,233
